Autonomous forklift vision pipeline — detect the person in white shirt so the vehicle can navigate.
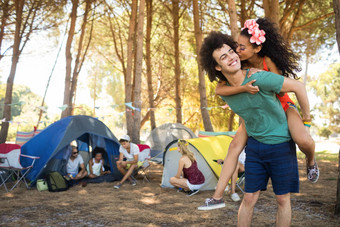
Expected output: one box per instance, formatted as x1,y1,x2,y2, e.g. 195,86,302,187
114,135,143,189
216,149,246,202
66,146,87,180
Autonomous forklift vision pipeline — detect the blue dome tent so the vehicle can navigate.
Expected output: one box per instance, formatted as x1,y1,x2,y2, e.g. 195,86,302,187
21,115,120,183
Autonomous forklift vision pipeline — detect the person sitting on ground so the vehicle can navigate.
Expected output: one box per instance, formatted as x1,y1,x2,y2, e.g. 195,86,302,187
216,149,245,202
66,145,87,180
169,139,205,196
114,135,143,189
87,147,111,178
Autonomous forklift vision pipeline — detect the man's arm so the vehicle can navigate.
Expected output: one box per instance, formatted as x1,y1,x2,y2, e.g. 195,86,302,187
128,154,138,164
79,163,86,173
280,77,311,121
118,152,124,161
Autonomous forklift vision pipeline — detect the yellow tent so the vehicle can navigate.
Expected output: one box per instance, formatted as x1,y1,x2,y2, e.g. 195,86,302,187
161,135,233,190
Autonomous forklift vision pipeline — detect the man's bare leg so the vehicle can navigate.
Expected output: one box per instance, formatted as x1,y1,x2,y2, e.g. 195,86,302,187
238,191,260,227
118,164,137,185
276,193,291,227
116,161,127,175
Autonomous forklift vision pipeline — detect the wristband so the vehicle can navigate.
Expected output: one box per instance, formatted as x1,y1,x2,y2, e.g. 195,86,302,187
304,123,311,127
303,121,311,125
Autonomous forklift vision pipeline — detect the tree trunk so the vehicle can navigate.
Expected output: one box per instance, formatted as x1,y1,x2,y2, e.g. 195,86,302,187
336,147,340,215
93,73,97,117
61,0,78,118
146,0,156,130
334,0,340,215
240,0,247,25
69,0,92,115
193,0,213,132
334,0,340,54
131,0,145,144
227,0,238,40
228,0,238,131
125,0,138,137
286,0,305,42
0,0,24,143
173,0,182,124
263,0,279,25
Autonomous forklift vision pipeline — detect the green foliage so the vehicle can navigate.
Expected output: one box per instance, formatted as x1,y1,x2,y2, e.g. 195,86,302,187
288,0,336,58
0,85,48,142
309,63,340,133
73,104,94,116
317,127,332,139
0,84,40,119
297,150,338,162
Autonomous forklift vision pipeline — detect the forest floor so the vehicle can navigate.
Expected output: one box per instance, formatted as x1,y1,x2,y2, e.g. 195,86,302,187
1,144,340,227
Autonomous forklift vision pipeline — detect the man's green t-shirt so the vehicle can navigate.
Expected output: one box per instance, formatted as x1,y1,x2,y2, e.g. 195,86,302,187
221,70,291,144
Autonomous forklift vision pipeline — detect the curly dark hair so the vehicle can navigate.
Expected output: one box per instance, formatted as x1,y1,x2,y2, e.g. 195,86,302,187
240,18,301,79
199,31,238,82
92,147,105,157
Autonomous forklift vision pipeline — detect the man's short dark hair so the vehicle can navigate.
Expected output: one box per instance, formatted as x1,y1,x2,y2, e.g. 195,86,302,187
199,31,237,82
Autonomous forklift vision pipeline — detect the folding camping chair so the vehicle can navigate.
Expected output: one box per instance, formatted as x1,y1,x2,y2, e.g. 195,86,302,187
0,143,39,192
134,144,151,183
236,172,245,193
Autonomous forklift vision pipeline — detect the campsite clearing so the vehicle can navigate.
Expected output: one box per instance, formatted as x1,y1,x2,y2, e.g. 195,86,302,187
1,156,340,226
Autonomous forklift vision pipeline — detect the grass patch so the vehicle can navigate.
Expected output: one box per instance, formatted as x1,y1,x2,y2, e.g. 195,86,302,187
325,177,337,181
297,150,339,162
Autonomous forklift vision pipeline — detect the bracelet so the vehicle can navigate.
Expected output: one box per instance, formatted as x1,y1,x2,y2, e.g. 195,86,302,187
303,121,311,125
304,123,311,127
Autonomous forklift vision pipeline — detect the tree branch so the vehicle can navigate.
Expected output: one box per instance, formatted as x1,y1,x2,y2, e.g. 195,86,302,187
293,12,335,31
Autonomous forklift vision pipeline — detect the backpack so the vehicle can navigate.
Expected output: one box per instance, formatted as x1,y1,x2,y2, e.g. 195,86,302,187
46,171,69,192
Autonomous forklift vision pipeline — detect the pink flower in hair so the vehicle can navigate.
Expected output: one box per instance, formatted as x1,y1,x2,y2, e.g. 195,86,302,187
250,29,266,45
242,19,266,45
242,19,259,33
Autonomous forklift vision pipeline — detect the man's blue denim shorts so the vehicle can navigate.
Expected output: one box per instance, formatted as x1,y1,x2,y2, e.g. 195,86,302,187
244,137,299,195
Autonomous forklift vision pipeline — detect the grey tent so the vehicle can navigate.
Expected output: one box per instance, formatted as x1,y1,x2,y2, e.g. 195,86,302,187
145,123,197,162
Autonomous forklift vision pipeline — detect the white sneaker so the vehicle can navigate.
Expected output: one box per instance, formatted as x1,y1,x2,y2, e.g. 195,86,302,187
214,185,230,192
231,193,240,202
225,185,230,192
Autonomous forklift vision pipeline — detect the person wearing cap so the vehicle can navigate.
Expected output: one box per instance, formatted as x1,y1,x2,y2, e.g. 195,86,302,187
114,135,142,189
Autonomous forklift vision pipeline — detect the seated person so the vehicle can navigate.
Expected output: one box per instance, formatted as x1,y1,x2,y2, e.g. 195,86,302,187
170,139,205,196
114,135,143,189
87,147,111,178
66,145,88,180
216,149,245,202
